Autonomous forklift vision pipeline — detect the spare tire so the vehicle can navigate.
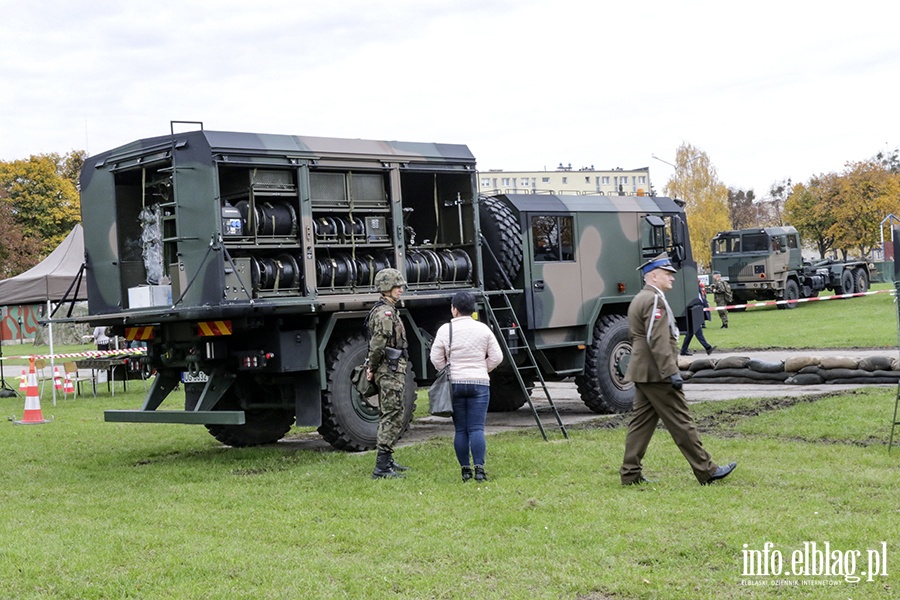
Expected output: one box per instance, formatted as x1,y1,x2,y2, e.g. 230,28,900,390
478,195,522,289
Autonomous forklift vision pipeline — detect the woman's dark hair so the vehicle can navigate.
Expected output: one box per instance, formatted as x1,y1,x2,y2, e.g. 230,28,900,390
451,291,476,316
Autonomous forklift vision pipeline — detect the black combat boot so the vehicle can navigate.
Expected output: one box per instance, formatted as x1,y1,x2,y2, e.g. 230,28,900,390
474,465,487,482
372,449,404,479
389,454,410,472
461,466,473,482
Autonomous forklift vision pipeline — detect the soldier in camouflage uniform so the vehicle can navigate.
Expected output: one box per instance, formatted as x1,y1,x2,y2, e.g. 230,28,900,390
367,268,411,479
710,271,732,328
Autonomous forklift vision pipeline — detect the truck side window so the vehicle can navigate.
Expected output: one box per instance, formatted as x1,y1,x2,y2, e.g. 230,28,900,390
787,234,798,249
531,215,575,262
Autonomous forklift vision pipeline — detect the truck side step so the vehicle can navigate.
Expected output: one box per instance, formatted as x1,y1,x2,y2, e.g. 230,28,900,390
105,410,246,425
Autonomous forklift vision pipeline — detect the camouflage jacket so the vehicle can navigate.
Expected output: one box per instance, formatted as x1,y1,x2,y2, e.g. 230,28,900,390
710,279,732,301
366,297,407,371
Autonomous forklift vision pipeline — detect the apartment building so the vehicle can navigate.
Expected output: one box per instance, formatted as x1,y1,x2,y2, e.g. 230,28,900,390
478,164,651,196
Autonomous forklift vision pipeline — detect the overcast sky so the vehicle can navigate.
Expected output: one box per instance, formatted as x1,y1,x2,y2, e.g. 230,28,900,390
2,1,899,197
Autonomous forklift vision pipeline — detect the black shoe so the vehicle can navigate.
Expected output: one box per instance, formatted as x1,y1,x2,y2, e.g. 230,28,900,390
474,465,487,482
390,459,410,472
702,462,737,485
705,345,716,355
372,450,405,479
623,476,653,486
680,350,693,356
721,324,728,329
461,466,473,482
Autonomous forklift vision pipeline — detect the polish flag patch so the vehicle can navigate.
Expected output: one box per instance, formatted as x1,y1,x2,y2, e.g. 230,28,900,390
654,309,662,320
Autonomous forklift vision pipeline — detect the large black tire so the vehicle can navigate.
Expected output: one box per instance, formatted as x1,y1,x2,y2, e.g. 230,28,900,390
778,279,800,309
318,333,416,452
854,268,869,293
575,314,634,414
487,368,533,412
478,195,522,289
836,269,855,295
205,376,295,447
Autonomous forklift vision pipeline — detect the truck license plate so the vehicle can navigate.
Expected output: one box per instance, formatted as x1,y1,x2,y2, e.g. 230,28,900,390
182,371,209,383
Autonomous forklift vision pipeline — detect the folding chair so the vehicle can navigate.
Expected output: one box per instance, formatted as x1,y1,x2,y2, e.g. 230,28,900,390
64,361,96,398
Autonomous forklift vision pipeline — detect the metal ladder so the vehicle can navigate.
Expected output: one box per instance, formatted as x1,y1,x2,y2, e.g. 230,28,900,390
481,289,568,441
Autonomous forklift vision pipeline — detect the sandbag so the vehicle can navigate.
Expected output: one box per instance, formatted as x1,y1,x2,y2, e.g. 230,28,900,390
859,356,894,371
691,368,789,382
714,356,751,370
785,356,821,372
820,368,872,381
688,357,716,372
746,359,784,373
798,365,822,375
831,376,900,384
786,373,825,385
819,356,860,370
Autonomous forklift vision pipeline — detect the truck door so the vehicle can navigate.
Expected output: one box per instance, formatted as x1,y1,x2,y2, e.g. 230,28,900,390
525,213,584,329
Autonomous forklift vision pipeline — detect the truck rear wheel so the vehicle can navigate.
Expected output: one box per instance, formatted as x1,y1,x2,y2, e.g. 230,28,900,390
836,269,855,295
487,369,533,412
575,314,634,414
854,268,869,293
778,279,800,309
479,195,523,289
205,377,296,447
319,333,416,452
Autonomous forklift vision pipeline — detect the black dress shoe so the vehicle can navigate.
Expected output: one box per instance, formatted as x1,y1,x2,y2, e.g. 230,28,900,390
702,462,737,485
705,345,716,355
680,350,693,356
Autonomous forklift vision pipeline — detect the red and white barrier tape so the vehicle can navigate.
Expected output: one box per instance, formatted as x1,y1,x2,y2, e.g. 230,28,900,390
0,348,148,361
705,288,895,312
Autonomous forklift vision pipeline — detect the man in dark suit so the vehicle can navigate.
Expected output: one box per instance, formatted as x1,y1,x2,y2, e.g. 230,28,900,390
619,253,736,486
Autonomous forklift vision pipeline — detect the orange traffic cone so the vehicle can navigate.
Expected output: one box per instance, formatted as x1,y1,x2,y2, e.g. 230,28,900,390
14,358,49,425
19,369,27,391
53,367,63,391
64,372,75,396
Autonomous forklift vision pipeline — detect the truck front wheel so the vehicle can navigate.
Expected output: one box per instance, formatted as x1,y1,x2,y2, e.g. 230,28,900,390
575,314,634,414
778,279,800,309
836,269,855,295
319,333,416,452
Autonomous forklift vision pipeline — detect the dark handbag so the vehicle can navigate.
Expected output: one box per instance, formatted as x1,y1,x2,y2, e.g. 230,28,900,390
428,323,453,417
351,363,378,398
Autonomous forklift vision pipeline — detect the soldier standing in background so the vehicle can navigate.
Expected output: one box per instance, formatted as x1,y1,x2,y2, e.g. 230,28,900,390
367,268,411,479
710,271,732,329
620,253,736,486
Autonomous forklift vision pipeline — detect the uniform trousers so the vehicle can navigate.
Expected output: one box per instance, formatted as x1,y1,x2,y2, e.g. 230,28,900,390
373,359,407,453
620,382,717,484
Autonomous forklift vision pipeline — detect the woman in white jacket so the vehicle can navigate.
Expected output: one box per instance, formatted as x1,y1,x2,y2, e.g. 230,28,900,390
430,292,503,482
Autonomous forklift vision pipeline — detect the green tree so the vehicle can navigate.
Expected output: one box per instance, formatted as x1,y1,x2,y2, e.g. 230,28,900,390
664,143,730,271
0,151,83,254
784,175,839,258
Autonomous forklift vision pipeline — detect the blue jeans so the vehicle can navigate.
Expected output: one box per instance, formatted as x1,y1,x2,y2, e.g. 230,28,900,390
451,383,490,467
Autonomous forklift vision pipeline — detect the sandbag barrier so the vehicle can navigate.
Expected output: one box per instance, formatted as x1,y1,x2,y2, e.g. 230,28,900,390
678,354,900,385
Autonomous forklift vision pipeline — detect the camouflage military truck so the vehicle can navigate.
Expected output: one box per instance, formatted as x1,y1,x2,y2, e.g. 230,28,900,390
710,226,873,309
72,125,698,451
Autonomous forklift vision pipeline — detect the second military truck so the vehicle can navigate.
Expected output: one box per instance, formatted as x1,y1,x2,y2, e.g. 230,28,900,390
711,226,872,309
74,125,698,451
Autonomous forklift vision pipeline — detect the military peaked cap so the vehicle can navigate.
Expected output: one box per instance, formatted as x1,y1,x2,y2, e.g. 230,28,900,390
638,252,678,274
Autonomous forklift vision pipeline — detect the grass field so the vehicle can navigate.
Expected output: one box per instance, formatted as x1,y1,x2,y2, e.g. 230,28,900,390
0,285,898,598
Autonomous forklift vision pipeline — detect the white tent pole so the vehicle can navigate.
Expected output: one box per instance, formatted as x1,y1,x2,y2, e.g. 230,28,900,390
48,299,57,407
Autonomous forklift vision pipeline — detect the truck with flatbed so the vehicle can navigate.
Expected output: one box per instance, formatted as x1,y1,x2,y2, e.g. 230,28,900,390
710,226,872,309
69,124,700,451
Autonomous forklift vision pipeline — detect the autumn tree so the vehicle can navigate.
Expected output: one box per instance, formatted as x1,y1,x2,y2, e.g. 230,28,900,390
0,151,83,255
728,188,757,229
664,143,730,271
0,201,44,278
829,159,900,258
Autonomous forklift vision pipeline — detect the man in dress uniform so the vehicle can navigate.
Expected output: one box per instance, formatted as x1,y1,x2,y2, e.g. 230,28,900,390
620,253,737,486
367,268,411,479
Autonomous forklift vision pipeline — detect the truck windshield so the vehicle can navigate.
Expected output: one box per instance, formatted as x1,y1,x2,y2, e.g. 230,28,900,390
712,232,770,255
742,233,770,252
712,235,740,255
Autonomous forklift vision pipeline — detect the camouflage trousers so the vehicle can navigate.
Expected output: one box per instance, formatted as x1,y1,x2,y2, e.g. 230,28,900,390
374,360,407,452
714,296,728,325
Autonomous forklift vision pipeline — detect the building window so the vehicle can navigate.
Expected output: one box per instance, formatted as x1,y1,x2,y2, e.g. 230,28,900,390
562,177,568,184
531,215,575,262
602,176,610,184
481,178,491,187
542,177,550,183
501,178,510,186
585,176,590,183
638,176,646,184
